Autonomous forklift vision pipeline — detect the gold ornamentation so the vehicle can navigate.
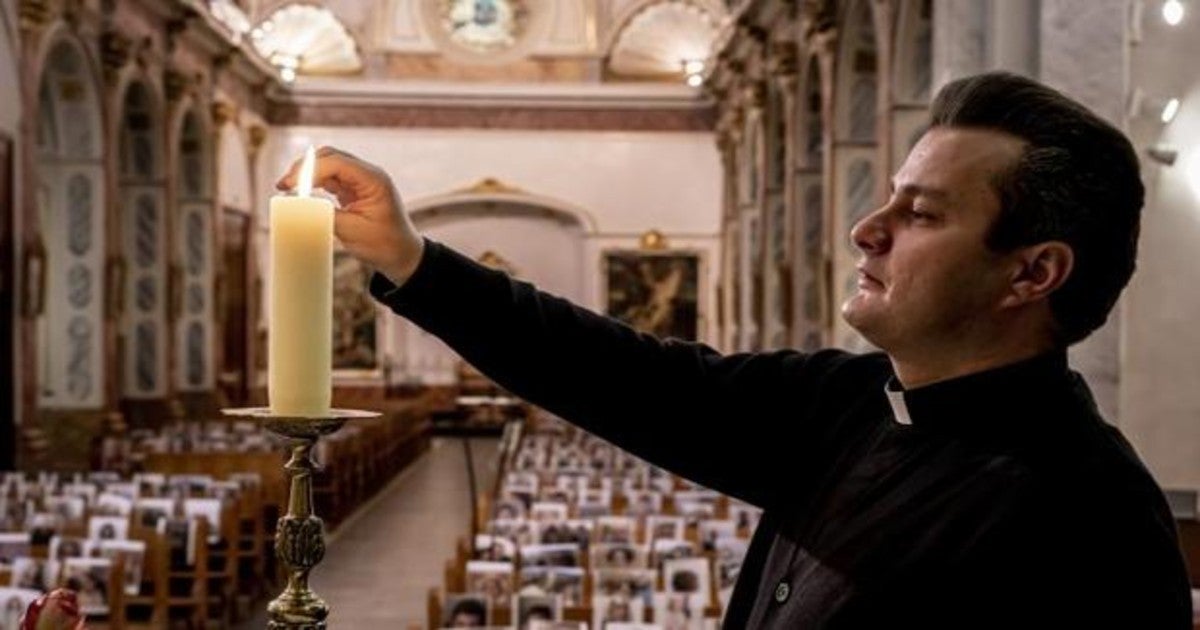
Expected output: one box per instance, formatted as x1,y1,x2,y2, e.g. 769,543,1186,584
18,0,52,32
211,100,236,126
477,251,518,276
639,229,668,251
164,68,188,102
457,177,526,195
248,125,268,151
99,30,131,78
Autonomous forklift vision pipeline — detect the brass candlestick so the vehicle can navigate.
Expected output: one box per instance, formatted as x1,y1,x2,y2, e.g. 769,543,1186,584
223,407,380,630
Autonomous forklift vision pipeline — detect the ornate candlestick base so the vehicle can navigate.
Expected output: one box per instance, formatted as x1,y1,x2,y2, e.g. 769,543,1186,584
223,407,381,630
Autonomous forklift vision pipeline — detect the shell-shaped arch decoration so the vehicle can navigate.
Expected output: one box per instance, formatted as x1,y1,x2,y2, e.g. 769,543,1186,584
607,1,720,79
251,4,363,76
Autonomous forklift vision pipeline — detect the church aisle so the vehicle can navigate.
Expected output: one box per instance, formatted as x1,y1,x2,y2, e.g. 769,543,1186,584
237,437,500,629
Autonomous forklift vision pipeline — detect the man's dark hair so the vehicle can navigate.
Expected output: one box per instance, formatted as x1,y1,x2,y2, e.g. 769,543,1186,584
928,71,1143,346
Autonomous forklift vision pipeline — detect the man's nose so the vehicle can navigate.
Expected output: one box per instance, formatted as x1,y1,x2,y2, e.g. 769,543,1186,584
850,208,891,255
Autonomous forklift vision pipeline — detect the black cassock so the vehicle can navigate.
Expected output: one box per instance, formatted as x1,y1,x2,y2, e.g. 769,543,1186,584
371,239,1192,629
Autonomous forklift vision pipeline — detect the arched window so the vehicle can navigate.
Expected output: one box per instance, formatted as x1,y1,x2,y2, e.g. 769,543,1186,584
175,109,214,391
35,38,105,409
119,81,167,399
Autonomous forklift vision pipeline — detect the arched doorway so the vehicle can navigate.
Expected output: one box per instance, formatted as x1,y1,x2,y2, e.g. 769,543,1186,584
35,37,105,410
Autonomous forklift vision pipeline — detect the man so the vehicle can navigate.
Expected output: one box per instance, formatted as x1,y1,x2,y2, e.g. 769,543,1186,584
278,72,1192,627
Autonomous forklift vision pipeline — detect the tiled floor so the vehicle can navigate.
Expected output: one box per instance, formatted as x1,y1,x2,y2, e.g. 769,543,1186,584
236,436,500,629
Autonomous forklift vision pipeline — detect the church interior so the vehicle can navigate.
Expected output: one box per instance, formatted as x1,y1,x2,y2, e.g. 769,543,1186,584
0,0,1198,627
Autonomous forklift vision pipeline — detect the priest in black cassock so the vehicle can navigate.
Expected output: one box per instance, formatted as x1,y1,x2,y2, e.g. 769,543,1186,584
279,72,1193,628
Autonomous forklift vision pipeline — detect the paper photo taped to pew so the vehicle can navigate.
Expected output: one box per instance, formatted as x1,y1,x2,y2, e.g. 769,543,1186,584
62,482,97,505
94,492,134,517
209,481,242,505
183,498,222,544
594,516,636,544
537,487,575,506
89,539,146,596
133,497,176,530
441,592,490,627
697,520,736,551
576,499,610,519
0,587,41,630
512,592,561,630
88,515,130,541
487,519,536,546
623,492,662,517
651,593,707,630
645,516,684,542
493,498,526,521
663,557,711,602
132,473,166,496
162,517,199,567
43,496,85,525
519,543,582,568
527,622,585,630
592,568,656,605
651,539,697,570
0,497,28,531
465,561,515,606
675,501,715,529
169,475,213,498
529,502,569,523
537,520,591,546
728,503,762,537
604,624,663,630
474,534,517,562
102,482,139,501
59,557,112,615
9,557,52,591
593,593,647,629
712,537,748,602
591,543,648,569
48,535,87,563
519,566,585,606
0,534,31,566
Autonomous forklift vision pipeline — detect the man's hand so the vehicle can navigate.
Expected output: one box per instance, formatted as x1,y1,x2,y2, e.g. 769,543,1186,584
275,146,425,287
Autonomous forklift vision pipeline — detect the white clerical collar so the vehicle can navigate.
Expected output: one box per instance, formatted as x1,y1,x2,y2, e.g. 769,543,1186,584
884,379,913,425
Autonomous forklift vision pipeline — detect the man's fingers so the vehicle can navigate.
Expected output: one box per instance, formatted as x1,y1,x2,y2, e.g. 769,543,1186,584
275,147,373,193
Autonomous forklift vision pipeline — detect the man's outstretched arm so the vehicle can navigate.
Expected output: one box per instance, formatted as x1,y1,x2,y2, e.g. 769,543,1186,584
277,147,864,508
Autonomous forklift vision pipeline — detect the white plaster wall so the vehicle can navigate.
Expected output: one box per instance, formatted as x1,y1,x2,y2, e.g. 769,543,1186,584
1120,8,1200,491
261,127,721,234
258,126,722,382
396,212,587,384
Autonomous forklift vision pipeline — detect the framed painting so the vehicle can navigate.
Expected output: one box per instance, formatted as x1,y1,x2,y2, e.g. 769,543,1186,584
604,251,700,341
332,251,379,372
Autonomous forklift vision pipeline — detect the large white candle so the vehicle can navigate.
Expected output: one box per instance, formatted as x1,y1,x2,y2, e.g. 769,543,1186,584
269,146,333,416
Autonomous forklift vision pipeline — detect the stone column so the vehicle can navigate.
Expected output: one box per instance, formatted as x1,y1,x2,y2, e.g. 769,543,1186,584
1039,0,1130,422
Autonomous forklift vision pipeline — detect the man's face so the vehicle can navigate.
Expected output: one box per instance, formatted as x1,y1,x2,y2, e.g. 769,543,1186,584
843,127,1025,354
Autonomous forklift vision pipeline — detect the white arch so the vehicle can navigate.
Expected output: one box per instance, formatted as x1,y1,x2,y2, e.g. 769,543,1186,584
408,188,599,235
35,28,106,409
172,101,216,392
603,0,727,55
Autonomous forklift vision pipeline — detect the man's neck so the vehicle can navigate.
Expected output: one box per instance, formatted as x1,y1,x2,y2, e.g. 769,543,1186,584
889,340,1058,390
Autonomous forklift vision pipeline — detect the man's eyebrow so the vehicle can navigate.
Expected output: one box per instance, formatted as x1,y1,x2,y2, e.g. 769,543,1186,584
889,179,950,200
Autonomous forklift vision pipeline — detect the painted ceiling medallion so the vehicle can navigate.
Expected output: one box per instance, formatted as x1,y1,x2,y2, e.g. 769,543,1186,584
442,0,529,53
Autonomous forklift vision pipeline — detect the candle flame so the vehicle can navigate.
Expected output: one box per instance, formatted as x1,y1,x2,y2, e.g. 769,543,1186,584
297,145,316,197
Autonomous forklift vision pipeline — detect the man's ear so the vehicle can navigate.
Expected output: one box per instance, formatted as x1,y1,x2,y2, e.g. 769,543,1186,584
999,241,1074,309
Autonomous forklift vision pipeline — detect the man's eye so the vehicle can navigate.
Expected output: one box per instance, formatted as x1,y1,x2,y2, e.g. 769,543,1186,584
910,209,935,221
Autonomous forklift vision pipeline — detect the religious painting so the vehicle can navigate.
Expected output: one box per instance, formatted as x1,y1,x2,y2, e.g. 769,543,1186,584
332,251,378,371
604,251,700,341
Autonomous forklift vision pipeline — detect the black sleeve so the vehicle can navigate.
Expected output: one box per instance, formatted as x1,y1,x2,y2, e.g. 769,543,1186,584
370,239,852,508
